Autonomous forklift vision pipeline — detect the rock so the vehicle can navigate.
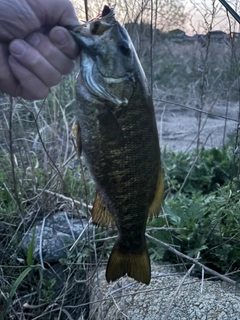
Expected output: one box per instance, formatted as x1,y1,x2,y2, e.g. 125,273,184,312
89,264,240,319
21,211,92,318
22,211,92,263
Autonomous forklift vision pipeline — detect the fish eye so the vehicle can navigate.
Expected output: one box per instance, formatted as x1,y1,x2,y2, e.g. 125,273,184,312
118,40,131,56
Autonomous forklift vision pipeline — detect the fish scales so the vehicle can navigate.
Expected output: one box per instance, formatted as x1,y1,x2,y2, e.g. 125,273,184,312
69,5,163,285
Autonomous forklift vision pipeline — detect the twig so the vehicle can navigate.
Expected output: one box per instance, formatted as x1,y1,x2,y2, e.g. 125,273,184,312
108,272,186,296
145,233,237,286
147,227,187,231
178,152,200,194
8,97,22,215
38,188,91,210
31,307,74,320
39,216,46,270
21,151,76,205
163,252,200,320
69,218,93,252
150,0,154,94
201,267,205,294
155,98,238,122
159,105,166,149
111,294,129,319
62,279,204,310
219,0,240,23
84,0,88,21
178,132,211,193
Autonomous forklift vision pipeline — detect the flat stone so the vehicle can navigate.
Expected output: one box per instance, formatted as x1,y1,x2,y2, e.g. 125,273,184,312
22,211,92,263
89,264,240,319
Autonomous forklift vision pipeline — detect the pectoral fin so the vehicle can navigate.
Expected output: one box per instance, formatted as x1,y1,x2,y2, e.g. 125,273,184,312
97,107,123,142
92,192,115,227
72,120,82,157
148,168,164,219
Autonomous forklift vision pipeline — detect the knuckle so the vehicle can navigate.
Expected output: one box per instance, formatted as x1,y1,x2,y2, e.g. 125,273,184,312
25,52,42,67
24,84,49,100
41,45,55,61
46,73,62,87
23,89,49,100
61,60,74,75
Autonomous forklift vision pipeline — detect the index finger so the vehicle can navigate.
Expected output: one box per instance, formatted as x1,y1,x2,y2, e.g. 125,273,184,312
49,26,80,60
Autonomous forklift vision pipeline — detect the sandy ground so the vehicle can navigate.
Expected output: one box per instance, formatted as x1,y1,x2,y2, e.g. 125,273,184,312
155,101,239,153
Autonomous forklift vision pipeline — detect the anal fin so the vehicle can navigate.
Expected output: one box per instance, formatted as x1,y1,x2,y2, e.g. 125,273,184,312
92,192,115,227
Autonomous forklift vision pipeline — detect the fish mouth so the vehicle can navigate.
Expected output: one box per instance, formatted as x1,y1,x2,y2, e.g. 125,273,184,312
71,5,134,106
100,5,113,18
80,6,133,106
73,6,115,38
92,5,114,21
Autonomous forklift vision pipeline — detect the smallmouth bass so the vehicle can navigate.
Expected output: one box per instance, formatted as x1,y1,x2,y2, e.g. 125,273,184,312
69,5,163,285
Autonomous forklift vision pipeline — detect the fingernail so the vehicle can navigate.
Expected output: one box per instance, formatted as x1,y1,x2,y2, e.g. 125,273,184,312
10,40,27,56
26,33,41,47
52,29,68,46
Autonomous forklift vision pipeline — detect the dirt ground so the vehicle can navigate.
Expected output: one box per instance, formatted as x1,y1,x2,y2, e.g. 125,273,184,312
155,100,239,153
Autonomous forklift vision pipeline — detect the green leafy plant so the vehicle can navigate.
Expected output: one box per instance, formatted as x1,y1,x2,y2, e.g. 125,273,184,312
148,183,240,276
163,144,236,195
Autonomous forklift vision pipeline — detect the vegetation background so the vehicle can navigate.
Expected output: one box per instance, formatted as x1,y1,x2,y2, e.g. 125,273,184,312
1,0,240,319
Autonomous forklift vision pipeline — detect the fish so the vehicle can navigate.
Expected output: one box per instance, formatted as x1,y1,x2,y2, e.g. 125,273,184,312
68,5,163,285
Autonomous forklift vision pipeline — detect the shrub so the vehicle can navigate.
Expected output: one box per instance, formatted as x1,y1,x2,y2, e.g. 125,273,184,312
163,143,236,195
148,183,240,276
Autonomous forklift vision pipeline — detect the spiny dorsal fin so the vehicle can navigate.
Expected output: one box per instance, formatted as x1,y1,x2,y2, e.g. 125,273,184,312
92,192,115,227
148,168,164,219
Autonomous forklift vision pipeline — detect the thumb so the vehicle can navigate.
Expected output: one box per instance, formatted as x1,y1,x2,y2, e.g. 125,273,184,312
29,0,79,27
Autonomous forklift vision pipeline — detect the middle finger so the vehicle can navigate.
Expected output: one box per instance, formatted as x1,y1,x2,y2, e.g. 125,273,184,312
9,39,62,88
25,32,74,75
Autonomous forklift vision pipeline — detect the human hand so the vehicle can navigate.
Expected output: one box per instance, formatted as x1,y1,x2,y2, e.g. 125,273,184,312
0,0,80,100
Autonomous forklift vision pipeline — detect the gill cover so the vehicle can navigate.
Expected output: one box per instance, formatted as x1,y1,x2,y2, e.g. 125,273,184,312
68,7,135,106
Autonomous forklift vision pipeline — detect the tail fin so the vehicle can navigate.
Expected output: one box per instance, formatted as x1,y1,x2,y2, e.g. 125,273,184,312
106,242,151,285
